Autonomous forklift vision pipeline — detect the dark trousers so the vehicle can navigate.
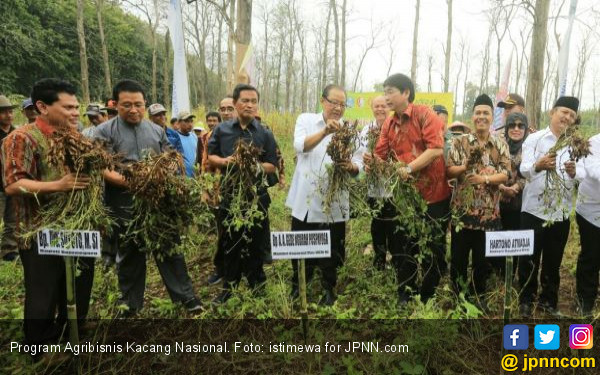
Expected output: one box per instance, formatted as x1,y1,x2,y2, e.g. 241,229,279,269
116,243,196,311
450,228,489,296
220,209,268,290
575,213,600,310
518,212,570,308
369,198,395,270
20,247,94,346
261,214,273,264
491,209,522,277
394,199,450,299
291,216,346,291
212,209,225,276
108,186,196,311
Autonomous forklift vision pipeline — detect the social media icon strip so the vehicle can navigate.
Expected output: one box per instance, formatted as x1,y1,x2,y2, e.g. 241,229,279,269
534,325,560,350
504,324,529,350
569,324,593,349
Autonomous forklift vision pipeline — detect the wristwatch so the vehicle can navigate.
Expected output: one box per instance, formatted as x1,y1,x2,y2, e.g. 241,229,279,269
485,175,490,185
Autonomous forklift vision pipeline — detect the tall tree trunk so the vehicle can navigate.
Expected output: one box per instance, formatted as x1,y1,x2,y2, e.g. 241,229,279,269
462,46,471,116
151,35,158,102
321,5,332,87
77,0,90,103
443,0,452,92
331,0,339,85
341,0,347,87
479,25,492,93
235,0,252,85
274,37,283,110
526,0,550,129
285,5,295,111
163,30,171,108
261,10,269,110
217,10,224,96
453,39,465,116
96,0,111,98
427,54,433,92
192,1,207,106
410,0,420,84
226,0,235,92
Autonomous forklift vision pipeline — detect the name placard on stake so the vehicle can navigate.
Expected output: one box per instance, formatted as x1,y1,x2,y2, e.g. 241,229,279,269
37,229,101,258
485,230,534,257
271,230,331,260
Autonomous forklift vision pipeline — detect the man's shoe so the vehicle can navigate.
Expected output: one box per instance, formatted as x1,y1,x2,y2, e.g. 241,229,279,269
539,302,563,318
115,304,138,318
2,251,18,261
211,290,231,305
207,273,223,285
519,303,532,318
318,290,336,306
184,297,203,312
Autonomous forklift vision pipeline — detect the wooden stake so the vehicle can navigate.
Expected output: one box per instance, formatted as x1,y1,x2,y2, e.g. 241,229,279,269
65,256,79,346
299,259,308,342
503,256,513,324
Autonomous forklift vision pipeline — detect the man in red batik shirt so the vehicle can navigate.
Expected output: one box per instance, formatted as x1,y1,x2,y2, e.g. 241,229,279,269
365,73,450,306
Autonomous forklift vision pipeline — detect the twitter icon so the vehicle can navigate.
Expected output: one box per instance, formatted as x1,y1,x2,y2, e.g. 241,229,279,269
535,325,560,350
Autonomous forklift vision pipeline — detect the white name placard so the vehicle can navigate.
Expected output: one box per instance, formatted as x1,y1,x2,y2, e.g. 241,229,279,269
485,230,534,257
271,230,331,260
37,229,101,258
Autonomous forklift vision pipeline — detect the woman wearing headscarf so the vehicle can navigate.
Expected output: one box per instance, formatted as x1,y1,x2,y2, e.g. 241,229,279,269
490,113,529,277
499,113,529,230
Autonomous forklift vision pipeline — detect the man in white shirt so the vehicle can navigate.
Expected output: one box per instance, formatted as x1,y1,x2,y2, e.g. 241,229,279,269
359,96,391,270
286,84,362,306
518,96,585,317
575,133,600,317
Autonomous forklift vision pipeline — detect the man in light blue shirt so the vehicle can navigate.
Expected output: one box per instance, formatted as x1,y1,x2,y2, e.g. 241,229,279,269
177,111,198,177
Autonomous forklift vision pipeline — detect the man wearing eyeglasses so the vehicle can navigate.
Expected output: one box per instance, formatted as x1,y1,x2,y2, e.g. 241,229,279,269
286,84,363,306
206,96,238,286
94,79,202,315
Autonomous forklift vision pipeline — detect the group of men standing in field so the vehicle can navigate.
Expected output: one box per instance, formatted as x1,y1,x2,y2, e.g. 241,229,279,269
283,73,600,319
1,72,600,365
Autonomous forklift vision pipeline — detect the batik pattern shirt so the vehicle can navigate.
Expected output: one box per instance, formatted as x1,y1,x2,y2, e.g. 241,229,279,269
447,133,510,230
1,118,65,249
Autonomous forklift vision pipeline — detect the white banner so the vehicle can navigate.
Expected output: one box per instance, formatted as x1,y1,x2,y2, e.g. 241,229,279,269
485,230,534,257
168,0,190,116
37,229,101,258
557,0,578,97
271,231,331,260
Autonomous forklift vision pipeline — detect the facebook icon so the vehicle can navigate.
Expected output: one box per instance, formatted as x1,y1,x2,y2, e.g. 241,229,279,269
503,325,529,350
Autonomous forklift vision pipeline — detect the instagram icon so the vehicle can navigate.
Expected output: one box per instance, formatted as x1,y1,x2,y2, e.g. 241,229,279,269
569,325,593,349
